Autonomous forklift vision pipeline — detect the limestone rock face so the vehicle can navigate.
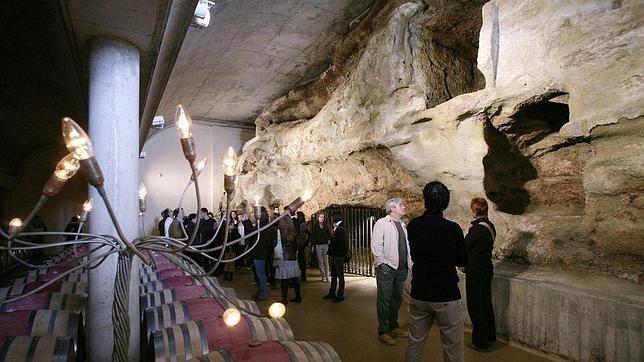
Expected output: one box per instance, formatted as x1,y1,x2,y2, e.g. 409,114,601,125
235,0,643,281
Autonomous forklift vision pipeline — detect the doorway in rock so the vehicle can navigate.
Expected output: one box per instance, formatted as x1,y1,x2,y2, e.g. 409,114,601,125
324,206,386,277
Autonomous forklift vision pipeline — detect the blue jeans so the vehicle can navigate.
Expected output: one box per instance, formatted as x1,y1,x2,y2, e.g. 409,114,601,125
253,259,268,300
328,256,345,297
376,264,407,335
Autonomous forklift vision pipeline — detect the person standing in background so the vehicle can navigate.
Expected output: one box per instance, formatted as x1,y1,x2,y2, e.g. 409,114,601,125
296,211,311,282
464,197,497,352
371,197,411,346
323,211,347,302
311,212,331,282
158,208,171,236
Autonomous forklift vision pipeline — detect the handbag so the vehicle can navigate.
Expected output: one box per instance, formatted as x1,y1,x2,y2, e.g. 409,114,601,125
273,230,283,261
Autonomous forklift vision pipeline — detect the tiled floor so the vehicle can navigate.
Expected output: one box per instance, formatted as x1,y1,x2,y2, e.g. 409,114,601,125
219,268,556,362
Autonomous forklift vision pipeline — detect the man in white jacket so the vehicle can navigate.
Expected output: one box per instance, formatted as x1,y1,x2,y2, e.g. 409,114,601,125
371,197,412,346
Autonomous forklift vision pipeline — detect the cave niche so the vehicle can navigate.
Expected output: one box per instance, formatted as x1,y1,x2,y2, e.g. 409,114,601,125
483,93,571,215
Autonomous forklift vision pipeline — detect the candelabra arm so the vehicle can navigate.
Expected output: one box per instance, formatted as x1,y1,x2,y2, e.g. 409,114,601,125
139,213,147,237
167,161,201,253
96,186,150,264
0,246,119,304
7,195,49,240
207,194,232,274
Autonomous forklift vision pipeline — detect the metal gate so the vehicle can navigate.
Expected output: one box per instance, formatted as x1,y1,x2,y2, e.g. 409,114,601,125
325,206,385,277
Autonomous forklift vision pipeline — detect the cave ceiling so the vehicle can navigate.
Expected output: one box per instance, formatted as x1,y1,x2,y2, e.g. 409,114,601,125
155,0,376,135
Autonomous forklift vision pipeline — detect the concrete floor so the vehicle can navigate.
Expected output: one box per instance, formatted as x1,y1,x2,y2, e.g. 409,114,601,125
219,268,556,362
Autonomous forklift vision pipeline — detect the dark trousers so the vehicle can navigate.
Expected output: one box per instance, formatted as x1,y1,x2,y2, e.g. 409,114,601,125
266,258,276,288
234,243,247,268
328,256,345,297
466,276,496,347
376,265,407,335
297,246,307,281
280,277,301,301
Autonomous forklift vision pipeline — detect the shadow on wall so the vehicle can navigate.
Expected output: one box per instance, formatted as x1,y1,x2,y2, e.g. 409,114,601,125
483,123,537,215
483,93,570,215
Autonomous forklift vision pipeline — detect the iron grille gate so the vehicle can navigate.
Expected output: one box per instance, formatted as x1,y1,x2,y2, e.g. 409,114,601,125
325,206,385,277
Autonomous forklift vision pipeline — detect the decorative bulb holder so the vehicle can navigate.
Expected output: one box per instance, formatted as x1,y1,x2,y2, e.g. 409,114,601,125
80,158,105,187
139,198,147,213
42,174,66,197
180,137,197,162
286,197,305,215
79,209,89,223
8,225,22,236
224,174,236,195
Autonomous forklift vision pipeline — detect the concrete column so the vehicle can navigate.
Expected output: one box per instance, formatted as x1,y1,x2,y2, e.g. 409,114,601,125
87,37,140,362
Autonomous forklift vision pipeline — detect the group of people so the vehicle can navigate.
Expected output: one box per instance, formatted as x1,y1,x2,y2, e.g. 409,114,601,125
157,206,253,281
156,179,495,362
248,206,349,304
156,203,349,304
371,182,496,362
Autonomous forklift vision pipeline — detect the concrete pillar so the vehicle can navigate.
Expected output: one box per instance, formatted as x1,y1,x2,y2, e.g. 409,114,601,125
87,37,141,362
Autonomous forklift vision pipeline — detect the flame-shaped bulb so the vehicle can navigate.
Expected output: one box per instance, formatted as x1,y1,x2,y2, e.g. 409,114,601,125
175,104,193,139
222,147,238,176
8,218,22,234
83,198,93,212
138,183,147,200
54,154,80,181
62,118,94,160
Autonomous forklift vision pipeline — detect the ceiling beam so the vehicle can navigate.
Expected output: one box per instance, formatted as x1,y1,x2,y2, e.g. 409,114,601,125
139,0,200,151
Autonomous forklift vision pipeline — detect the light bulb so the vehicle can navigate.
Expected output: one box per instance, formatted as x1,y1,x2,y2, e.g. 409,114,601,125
301,188,317,202
138,183,147,200
9,218,22,234
222,146,238,176
197,157,208,173
62,117,94,160
254,195,260,206
268,302,286,319
53,154,80,180
83,198,93,212
175,104,193,139
222,308,241,326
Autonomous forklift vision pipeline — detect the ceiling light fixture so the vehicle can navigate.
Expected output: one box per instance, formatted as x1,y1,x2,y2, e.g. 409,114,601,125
192,0,215,29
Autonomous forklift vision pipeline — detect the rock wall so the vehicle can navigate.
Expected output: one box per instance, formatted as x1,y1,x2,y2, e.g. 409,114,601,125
234,0,644,282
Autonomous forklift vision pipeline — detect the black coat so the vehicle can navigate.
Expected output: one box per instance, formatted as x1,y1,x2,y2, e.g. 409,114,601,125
158,218,166,236
311,223,331,245
407,211,466,302
327,224,347,257
464,218,496,278
249,221,272,260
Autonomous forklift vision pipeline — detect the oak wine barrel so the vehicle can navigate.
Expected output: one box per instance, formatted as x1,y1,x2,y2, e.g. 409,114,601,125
187,340,341,362
0,336,76,362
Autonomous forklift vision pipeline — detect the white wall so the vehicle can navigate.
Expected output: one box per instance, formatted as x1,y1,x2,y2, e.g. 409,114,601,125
139,122,254,235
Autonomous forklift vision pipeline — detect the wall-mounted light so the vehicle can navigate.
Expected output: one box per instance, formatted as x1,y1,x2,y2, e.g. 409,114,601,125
192,0,215,29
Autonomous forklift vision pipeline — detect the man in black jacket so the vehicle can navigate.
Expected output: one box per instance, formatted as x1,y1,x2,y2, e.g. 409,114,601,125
405,181,466,362
323,210,348,302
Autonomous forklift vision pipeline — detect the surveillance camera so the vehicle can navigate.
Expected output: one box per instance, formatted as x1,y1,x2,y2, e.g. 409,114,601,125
192,1,213,28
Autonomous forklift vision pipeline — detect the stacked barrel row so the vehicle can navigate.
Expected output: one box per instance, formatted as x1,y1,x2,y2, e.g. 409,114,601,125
141,252,341,361
0,245,90,361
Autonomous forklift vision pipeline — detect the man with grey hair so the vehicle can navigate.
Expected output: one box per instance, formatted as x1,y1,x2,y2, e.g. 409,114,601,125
371,197,411,346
